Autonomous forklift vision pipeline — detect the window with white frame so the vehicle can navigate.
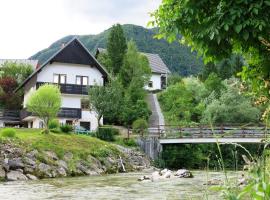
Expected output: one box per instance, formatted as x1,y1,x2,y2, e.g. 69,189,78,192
53,74,66,84
76,76,88,85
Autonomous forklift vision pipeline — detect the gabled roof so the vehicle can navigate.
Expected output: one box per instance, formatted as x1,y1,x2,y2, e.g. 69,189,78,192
16,37,109,92
0,59,38,70
95,48,171,74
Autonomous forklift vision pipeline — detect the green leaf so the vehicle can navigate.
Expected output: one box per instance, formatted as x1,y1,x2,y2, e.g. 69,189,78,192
234,24,242,33
243,31,249,41
209,32,215,40
224,24,229,31
265,1,270,6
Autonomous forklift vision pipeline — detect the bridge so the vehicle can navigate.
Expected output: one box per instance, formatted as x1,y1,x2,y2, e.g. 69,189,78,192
136,125,269,159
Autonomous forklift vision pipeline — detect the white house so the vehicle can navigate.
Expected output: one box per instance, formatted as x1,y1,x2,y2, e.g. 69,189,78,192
16,37,109,131
95,48,171,91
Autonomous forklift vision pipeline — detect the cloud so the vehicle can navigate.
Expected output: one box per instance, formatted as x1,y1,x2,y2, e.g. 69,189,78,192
0,0,161,58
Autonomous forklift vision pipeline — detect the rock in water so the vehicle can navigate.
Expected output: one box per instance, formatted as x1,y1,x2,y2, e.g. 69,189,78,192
151,171,160,182
175,169,193,178
8,158,24,170
26,174,38,180
160,168,168,176
6,170,28,181
163,170,172,178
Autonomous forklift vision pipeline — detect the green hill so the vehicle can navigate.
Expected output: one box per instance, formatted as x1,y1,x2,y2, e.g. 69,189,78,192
30,24,203,76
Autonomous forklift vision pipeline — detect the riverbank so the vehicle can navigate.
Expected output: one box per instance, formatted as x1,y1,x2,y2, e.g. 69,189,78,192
0,129,150,181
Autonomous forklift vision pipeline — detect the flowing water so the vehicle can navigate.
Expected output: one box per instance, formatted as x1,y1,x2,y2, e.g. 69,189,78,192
0,171,238,200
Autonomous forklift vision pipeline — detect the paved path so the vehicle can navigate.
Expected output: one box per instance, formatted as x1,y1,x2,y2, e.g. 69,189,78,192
147,93,165,132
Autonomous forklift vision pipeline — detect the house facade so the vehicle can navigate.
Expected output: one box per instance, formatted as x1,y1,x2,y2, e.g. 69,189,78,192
95,48,170,91
16,37,108,131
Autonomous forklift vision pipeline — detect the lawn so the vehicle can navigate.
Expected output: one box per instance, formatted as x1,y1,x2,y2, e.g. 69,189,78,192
0,128,121,160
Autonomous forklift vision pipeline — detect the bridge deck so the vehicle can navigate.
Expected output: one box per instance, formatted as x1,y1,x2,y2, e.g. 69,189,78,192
159,137,265,144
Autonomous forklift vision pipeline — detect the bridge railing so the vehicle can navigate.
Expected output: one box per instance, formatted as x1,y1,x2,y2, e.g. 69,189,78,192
148,124,268,139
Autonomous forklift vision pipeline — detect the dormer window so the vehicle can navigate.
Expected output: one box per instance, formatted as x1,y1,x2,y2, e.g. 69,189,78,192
76,76,88,85
53,74,66,84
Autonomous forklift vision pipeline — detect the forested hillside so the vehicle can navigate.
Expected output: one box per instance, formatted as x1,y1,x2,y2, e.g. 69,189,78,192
30,24,203,76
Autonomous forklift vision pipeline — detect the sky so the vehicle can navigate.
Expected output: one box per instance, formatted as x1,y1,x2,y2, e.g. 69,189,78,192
0,0,161,59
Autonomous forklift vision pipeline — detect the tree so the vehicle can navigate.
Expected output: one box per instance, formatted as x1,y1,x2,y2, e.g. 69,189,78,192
0,61,33,85
151,0,270,95
88,78,123,127
120,41,151,88
26,84,61,134
107,24,127,74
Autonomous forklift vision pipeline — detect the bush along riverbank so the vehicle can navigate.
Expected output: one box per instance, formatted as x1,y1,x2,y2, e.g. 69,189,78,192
0,129,150,181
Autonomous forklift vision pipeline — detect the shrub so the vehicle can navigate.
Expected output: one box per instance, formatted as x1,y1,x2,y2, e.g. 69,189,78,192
60,124,73,133
95,127,119,141
48,119,60,129
132,118,148,135
115,137,137,147
1,128,16,138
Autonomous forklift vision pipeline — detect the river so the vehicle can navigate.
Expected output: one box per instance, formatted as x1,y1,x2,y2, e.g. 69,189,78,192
0,171,238,200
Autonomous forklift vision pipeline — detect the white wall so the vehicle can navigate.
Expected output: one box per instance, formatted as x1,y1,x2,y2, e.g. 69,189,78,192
145,73,162,91
23,74,37,108
61,95,81,108
37,62,104,86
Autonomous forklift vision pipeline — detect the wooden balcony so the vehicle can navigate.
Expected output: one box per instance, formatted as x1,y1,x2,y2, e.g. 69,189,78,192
0,109,20,122
36,82,91,95
21,107,82,120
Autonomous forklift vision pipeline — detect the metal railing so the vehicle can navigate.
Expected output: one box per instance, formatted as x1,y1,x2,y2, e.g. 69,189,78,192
36,82,92,95
0,109,20,122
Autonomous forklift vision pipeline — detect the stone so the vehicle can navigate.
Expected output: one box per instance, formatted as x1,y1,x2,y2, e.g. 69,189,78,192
6,170,28,181
151,171,160,182
204,179,222,186
160,168,168,176
138,175,151,181
23,157,36,166
26,174,38,180
57,160,68,171
175,169,193,178
8,158,24,170
24,167,35,174
44,151,58,161
57,167,67,177
38,163,52,178
63,152,73,161
16,169,24,173
162,170,172,178
26,150,38,159
0,166,6,179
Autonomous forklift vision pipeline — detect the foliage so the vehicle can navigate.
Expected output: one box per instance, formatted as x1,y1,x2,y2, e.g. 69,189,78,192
161,143,263,169
202,81,261,124
95,126,119,141
89,78,124,126
48,119,60,129
0,61,33,85
119,40,151,87
0,77,22,109
26,84,61,134
158,77,206,125
204,73,226,97
96,52,111,72
30,24,203,76
107,24,127,74
132,118,148,135
115,137,137,147
151,0,270,97
60,124,73,133
1,128,16,138
167,73,182,86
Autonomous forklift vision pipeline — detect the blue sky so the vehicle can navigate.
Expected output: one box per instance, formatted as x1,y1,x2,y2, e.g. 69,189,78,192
0,0,161,58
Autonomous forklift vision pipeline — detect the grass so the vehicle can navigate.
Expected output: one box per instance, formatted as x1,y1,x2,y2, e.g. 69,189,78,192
0,128,121,160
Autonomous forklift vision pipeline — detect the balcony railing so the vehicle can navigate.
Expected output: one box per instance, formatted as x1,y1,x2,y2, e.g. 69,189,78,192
0,109,20,122
36,82,91,95
21,107,82,120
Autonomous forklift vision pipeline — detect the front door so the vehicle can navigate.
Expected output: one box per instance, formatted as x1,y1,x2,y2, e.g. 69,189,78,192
80,121,91,130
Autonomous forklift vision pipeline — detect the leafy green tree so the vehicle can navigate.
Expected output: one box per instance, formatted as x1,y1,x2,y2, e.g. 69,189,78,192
27,84,61,134
120,40,151,88
107,24,127,74
204,73,225,97
151,0,270,95
202,80,261,124
96,52,112,73
0,61,33,85
167,73,182,86
89,78,123,127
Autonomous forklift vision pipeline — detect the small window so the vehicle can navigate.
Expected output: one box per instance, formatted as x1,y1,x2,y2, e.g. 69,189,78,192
76,76,88,85
81,99,90,109
148,81,153,88
53,74,66,84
